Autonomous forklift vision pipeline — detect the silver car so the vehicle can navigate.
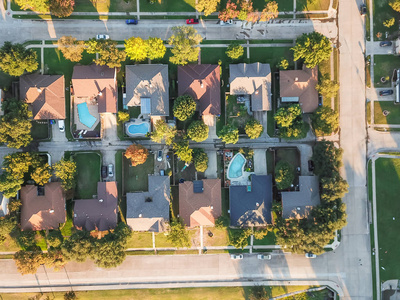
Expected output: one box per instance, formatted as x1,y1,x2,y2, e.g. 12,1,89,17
108,164,114,177
96,34,110,40
230,254,243,260
257,254,271,260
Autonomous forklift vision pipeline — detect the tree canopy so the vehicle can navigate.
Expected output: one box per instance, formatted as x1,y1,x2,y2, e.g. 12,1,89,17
173,95,197,121
147,37,167,60
150,119,177,145
86,38,126,68
390,0,400,12
31,162,52,186
260,1,279,22
0,152,32,197
187,120,209,142
167,219,191,248
50,0,75,17
218,124,239,144
58,36,85,62
274,104,307,139
0,42,38,76
312,140,342,178
218,0,239,21
245,119,263,139
168,26,203,65
226,42,244,60
292,32,332,68
125,144,149,167
193,148,208,172
274,160,294,190
124,37,149,62
196,0,221,16
173,140,193,163
311,106,339,136
53,158,77,190
15,0,49,12
316,75,340,98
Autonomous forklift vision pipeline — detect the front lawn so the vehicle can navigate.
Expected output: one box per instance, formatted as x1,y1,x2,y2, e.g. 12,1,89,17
123,153,154,194
374,101,400,124
31,120,50,141
126,232,153,248
75,0,137,12
374,55,400,88
203,227,229,246
154,232,175,248
71,152,101,199
139,0,195,12
372,0,399,41
296,0,330,11
252,230,277,245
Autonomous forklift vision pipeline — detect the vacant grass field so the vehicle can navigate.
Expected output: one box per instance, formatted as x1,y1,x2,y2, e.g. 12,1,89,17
372,0,399,41
374,55,400,88
123,153,155,194
127,232,153,248
374,101,400,124
297,0,330,11
72,152,101,199
139,0,195,12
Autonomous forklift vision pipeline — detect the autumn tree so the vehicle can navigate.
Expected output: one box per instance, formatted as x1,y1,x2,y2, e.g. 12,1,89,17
125,37,149,62
147,37,166,60
274,160,294,190
274,104,307,139
173,95,197,121
31,162,51,186
173,140,193,163
125,144,149,167
196,0,220,16
53,158,77,190
150,119,177,145
47,230,64,248
218,0,239,21
15,0,49,12
0,153,32,197
0,42,38,76
278,58,289,70
58,36,85,62
117,111,130,123
383,17,395,28
218,124,239,144
292,32,332,68
226,42,244,60
13,250,44,275
168,26,203,65
260,1,279,22
86,38,126,68
311,106,339,136
193,148,208,172
390,0,400,12
50,0,75,17
245,119,263,139
237,0,254,21
187,120,209,142
316,75,339,98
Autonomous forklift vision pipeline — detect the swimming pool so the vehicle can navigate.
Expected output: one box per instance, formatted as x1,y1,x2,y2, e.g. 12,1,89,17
77,102,97,129
228,153,246,179
125,121,150,137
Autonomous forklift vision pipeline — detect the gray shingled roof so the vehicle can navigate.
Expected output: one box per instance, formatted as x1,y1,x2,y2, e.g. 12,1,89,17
281,176,320,219
125,64,169,116
126,175,170,232
229,175,272,227
229,63,272,112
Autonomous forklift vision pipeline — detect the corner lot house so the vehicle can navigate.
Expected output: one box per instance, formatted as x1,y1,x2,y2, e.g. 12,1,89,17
21,182,66,231
281,176,320,219
279,65,319,113
126,175,170,232
179,179,221,227
73,182,118,231
229,175,273,227
20,74,65,120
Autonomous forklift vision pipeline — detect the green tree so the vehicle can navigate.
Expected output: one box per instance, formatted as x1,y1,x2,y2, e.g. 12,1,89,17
196,0,220,16
8,199,22,213
193,148,208,172
124,37,149,62
13,250,44,275
278,58,289,70
44,248,67,271
274,160,294,190
383,17,395,28
31,162,51,186
229,228,252,249
0,42,38,77
58,36,85,62
168,26,203,65
187,120,209,142
167,218,190,248
17,230,37,250
0,216,17,243
53,158,77,190
61,230,93,263
117,111,130,123
15,0,49,12
218,0,239,22
311,106,339,136
274,104,307,139
173,95,197,121
218,124,239,144
47,230,64,248
292,32,332,68
316,75,340,98
312,140,343,178
390,0,400,12
86,38,126,68
226,42,244,60
245,119,263,139
248,285,268,300
147,37,167,60
320,176,349,202
50,0,75,17
150,119,177,146
173,140,193,163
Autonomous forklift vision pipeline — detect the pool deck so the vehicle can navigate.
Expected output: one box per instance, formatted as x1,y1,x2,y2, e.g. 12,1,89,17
74,97,100,130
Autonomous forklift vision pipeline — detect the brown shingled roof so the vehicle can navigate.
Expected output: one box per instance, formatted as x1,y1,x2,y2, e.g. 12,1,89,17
20,182,66,231
179,179,222,227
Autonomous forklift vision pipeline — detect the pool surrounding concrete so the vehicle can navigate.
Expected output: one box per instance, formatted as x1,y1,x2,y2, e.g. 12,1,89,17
227,153,254,185
125,119,151,137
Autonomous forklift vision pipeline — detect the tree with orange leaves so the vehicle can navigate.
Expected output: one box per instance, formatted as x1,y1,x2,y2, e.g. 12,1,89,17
125,144,149,167
218,0,239,22
260,1,279,22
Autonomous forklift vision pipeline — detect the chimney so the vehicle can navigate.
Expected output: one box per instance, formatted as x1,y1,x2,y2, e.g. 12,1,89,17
211,206,214,210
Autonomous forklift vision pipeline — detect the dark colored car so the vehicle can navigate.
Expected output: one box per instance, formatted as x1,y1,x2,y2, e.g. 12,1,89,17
126,19,138,25
186,18,199,24
308,160,315,172
379,41,393,47
379,89,394,96
101,166,107,179
359,4,367,15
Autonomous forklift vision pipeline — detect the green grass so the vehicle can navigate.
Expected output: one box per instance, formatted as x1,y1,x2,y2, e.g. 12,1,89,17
225,95,253,133
275,147,300,188
154,232,175,247
0,235,21,252
374,101,400,124
372,0,399,41
31,120,50,141
123,154,155,194
367,101,371,124
252,230,277,245
296,0,330,11
249,47,294,71
139,0,195,12
374,55,400,88
126,232,153,248
375,157,400,281
35,231,47,251
204,227,229,246
72,152,101,199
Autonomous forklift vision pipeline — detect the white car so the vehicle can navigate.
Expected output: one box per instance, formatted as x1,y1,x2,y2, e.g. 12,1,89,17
96,34,110,40
219,20,233,26
58,120,65,132
305,253,317,258
257,254,271,260
108,164,114,177
230,254,243,260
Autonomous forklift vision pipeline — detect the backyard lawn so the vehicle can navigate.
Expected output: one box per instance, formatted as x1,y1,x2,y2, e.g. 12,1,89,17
249,47,293,72
126,232,153,248
72,152,101,199
374,55,400,88
203,227,229,247
139,0,195,12
225,95,253,134
372,0,399,41
123,153,155,194
274,147,300,188
374,101,400,124
31,121,50,141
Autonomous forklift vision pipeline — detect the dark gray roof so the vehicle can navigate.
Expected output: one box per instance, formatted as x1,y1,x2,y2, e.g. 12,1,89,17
229,175,273,227
126,175,170,232
281,176,320,219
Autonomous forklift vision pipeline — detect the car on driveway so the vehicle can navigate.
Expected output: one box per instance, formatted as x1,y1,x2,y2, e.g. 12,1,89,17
379,41,393,47
308,160,315,172
126,19,138,25
305,253,317,258
108,164,114,177
157,150,163,162
257,254,271,260
359,4,367,15
101,166,107,179
379,89,394,96
58,120,65,132
186,18,199,24
96,34,109,40
230,254,243,260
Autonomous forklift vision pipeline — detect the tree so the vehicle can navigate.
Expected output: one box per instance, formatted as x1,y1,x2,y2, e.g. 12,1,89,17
278,58,289,70
229,228,252,249
226,42,244,60
53,158,77,190
147,37,166,60
45,248,67,271
64,291,77,300
15,0,49,12
274,160,294,190
260,1,279,22
292,32,332,68
218,0,239,22
196,0,220,16
47,230,64,248
50,0,75,17
311,106,339,136
85,38,126,68
124,144,149,167
218,124,239,144
316,75,340,98
274,104,307,139
193,148,208,172
167,219,190,248
61,230,93,262
187,120,209,142
173,140,193,163
31,162,51,186
117,111,130,123
8,199,22,213
173,95,197,121
245,119,263,139
383,17,395,28
168,26,203,65
390,0,400,12
150,119,177,145
248,286,268,300
13,250,44,275
58,36,85,62
0,42,38,77
312,140,343,178
0,216,17,243
237,0,253,21
124,37,149,62
320,176,349,202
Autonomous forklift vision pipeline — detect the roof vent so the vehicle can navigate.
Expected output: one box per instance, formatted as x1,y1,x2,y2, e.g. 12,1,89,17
200,81,204,88
255,90,259,95
149,83,153,88
139,214,142,217
49,210,54,213
145,197,153,202
295,77,299,82
36,88,42,93
256,202,260,207
99,199,104,203
297,207,301,211
101,72,105,76
211,206,213,210
74,214,77,218
98,92,103,96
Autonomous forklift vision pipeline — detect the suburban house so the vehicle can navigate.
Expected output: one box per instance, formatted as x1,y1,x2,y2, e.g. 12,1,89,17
71,65,117,131
20,182,66,231
281,176,320,219
229,63,272,112
19,74,65,120
279,65,319,113
177,64,220,124
73,181,118,232
124,64,169,118
179,179,222,227
126,175,170,232
229,175,273,227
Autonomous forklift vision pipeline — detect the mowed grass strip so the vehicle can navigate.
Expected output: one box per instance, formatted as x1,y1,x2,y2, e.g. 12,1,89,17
72,152,101,199
374,101,400,124
139,0,195,12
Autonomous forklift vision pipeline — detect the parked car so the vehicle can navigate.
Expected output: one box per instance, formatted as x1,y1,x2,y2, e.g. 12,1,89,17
359,4,367,15
108,164,114,177
219,20,234,26
126,19,138,25
157,150,163,162
230,254,243,260
379,41,393,47
96,34,109,40
379,89,394,96
58,120,65,132
305,253,317,258
308,160,315,172
186,18,199,24
101,166,107,179
257,254,271,260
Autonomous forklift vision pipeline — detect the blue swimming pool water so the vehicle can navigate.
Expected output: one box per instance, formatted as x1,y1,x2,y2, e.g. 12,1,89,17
127,123,149,135
77,102,97,128
228,153,246,179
